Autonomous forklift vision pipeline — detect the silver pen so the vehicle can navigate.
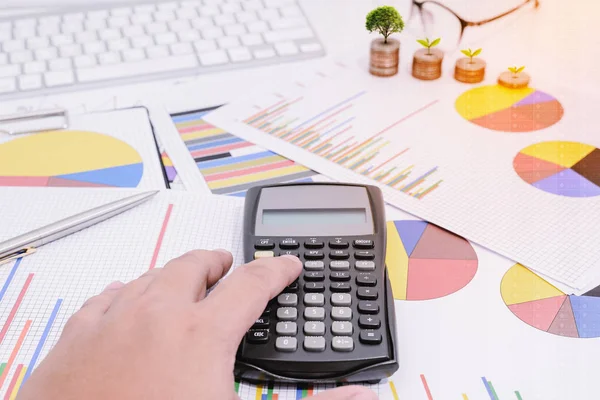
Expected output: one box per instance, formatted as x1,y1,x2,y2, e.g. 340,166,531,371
0,190,159,265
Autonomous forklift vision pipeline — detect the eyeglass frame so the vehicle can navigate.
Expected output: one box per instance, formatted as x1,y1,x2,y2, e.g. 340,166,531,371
407,0,541,44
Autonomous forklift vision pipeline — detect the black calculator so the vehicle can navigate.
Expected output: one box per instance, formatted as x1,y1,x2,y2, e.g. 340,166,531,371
235,182,398,383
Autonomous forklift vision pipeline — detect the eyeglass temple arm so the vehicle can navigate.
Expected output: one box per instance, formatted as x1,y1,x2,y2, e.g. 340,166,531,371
467,0,540,27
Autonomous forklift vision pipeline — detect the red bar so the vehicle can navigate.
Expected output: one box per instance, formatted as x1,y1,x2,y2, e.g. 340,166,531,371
0,176,49,187
243,99,287,124
4,364,23,400
367,148,409,175
178,123,216,134
420,374,434,400
0,274,34,345
204,160,294,182
149,204,174,270
0,320,31,389
190,141,252,158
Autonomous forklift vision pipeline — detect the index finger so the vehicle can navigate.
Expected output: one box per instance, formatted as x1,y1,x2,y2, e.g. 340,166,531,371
200,255,301,348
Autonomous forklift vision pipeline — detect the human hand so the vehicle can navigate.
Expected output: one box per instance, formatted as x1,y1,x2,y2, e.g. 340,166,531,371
17,250,377,400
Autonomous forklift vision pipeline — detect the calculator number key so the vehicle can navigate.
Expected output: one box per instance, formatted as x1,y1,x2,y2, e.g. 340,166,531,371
331,321,353,335
331,293,351,306
304,321,325,336
304,307,325,321
277,307,297,321
246,329,269,344
332,336,354,352
304,336,326,352
255,239,275,250
277,293,298,306
304,293,324,306
275,336,297,352
276,322,297,335
331,307,352,321
280,238,299,249
356,273,377,286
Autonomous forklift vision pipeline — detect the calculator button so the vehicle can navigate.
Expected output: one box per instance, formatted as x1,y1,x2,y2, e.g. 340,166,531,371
330,261,350,271
357,287,378,300
329,250,349,260
330,282,351,292
332,336,354,352
360,330,382,344
359,315,381,329
276,336,297,352
254,251,275,259
353,239,374,249
304,271,324,281
358,301,379,314
304,250,324,260
330,271,350,281
304,336,326,352
304,321,325,336
255,239,275,250
284,281,299,292
280,250,299,257
355,251,375,260
305,238,324,249
277,293,298,306
304,293,324,306
331,293,351,306
276,321,297,335
304,261,324,271
356,273,377,286
246,329,269,343
252,317,270,329
277,307,297,321
355,261,375,271
329,238,349,249
280,238,299,249
304,282,325,292
331,307,352,321
331,321,353,335
304,307,325,321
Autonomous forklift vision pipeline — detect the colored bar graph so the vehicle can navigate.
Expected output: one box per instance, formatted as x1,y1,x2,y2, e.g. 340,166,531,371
0,320,31,388
23,299,62,384
5,364,24,400
0,274,33,344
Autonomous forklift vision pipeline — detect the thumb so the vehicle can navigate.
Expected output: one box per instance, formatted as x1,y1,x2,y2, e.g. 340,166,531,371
310,386,378,400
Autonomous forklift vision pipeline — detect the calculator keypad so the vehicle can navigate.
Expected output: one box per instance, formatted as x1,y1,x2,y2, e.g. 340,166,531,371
246,235,388,362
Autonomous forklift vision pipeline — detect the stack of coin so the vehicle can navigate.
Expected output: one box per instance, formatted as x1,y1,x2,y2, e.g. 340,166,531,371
369,38,400,77
412,48,444,80
454,57,486,83
498,71,531,88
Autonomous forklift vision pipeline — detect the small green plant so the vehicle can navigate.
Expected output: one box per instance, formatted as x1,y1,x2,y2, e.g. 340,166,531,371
417,37,441,55
508,66,525,77
460,48,482,63
366,6,405,44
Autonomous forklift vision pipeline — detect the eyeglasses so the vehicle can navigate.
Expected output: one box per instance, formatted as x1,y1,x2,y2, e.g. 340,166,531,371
399,0,540,51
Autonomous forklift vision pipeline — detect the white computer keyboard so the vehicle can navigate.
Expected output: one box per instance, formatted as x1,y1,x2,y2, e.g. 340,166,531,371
0,0,325,99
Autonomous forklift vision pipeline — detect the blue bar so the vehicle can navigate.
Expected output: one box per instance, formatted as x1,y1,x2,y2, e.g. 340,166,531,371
187,137,243,152
400,167,438,191
0,258,22,302
196,150,275,169
261,395,268,400
23,299,63,383
296,387,303,400
481,377,496,400
171,110,212,123
320,117,355,138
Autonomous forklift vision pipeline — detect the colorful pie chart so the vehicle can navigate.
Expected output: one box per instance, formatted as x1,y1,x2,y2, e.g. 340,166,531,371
514,141,600,197
501,264,600,338
455,85,564,132
385,220,478,301
0,130,144,188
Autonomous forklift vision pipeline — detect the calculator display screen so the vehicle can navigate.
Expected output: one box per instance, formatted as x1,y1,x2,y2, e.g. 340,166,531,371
262,209,367,226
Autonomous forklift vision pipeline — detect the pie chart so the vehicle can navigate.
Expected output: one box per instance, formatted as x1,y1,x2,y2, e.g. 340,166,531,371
0,130,144,188
385,220,478,300
514,141,600,197
455,85,564,132
501,264,600,338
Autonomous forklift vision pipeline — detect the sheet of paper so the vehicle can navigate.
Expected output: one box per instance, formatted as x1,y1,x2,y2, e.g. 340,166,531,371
204,67,600,293
0,107,166,190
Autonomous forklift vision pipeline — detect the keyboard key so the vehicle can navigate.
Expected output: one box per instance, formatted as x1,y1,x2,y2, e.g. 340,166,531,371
358,301,379,314
3,39,25,52
155,32,178,45
357,287,378,300
111,7,132,16
98,52,120,65
192,17,214,30
49,58,72,71
254,250,275,259
44,70,74,87
279,238,299,249
304,307,324,321
98,28,121,41
10,50,33,64
355,261,375,271
303,336,325,352
252,316,270,329
331,307,352,321
228,47,252,62
75,31,99,44
35,47,58,60
217,36,240,49
276,321,297,335
247,20,268,33
200,5,220,17
300,42,323,53
194,39,218,52
304,271,324,281
277,293,298,306
108,16,130,28
263,27,313,43
131,36,154,49
0,78,16,93
329,250,349,260
281,4,303,17
178,30,201,42
246,329,269,343
224,24,246,36
330,261,350,271
360,330,382,344
74,55,97,68
304,250,324,260
147,45,169,59
243,0,264,11
84,19,107,30
304,282,324,292
0,54,6,65
23,61,46,74
222,3,242,13
330,282,351,292
202,26,224,39
274,41,299,56
303,293,324,306
236,11,257,23
331,321,353,335
131,14,153,25
255,238,275,250
59,44,82,57
214,14,236,26
168,20,192,32
275,336,297,352
198,49,229,65
269,17,307,30
240,33,263,46
122,49,146,62
304,321,325,336
353,239,374,249
170,42,194,55
304,261,324,271
259,8,280,21
332,336,353,352
146,22,168,35
331,293,351,306
359,315,381,329
26,37,50,50
154,10,176,22
355,251,375,260
254,46,275,59
356,273,377,286
277,307,297,321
